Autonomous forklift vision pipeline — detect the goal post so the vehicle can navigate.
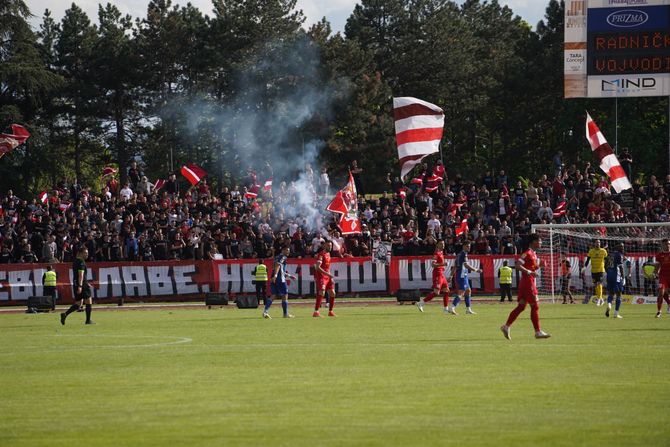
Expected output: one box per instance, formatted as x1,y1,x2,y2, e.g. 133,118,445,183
531,222,670,302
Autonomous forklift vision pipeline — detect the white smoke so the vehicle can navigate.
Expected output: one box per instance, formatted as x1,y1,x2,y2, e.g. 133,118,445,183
173,35,347,231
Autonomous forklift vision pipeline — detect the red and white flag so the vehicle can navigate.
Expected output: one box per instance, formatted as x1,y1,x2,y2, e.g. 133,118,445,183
455,217,469,237
585,112,632,193
424,173,441,193
326,171,361,235
448,202,465,216
0,124,30,156
263,178,273,191
393,97,445,180
181,163,207,186
553,200,567,218
102,166,118,177
398,187,407,201
410,174,424,186
245,184,260,200
39,191,48,204
154,179,165,191
59,202,71,212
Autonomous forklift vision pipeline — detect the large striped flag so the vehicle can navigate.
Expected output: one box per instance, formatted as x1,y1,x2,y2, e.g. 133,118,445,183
585,112,632,193
393,97,445,180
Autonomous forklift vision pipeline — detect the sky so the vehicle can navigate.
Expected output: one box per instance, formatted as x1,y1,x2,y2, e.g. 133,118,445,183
26,0,549,33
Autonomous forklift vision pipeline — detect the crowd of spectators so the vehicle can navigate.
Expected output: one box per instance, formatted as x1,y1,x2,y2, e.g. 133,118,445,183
0,151,666,264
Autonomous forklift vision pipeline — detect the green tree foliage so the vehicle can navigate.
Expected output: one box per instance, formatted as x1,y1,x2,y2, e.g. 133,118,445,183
0,0,668,198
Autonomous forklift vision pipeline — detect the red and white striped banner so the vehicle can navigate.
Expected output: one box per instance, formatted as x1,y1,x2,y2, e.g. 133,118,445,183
585,112,632,193
181,164,207,186
393,97,444,180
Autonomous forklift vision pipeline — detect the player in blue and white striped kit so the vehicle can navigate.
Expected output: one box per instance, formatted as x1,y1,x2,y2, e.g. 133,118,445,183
605,243,625,319
448,241,482,315
263,246,297,319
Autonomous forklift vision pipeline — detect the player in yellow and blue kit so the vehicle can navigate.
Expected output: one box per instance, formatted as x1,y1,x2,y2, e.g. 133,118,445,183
584,240,607,306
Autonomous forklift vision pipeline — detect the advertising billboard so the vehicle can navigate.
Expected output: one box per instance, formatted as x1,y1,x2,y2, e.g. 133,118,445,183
565,0,670,98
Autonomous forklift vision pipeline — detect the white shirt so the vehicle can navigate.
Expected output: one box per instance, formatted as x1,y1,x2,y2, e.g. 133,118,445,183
120,187,133,201
427,218,441,234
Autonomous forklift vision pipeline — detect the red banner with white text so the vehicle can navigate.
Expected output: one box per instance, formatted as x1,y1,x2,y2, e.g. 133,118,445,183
0,254,657,305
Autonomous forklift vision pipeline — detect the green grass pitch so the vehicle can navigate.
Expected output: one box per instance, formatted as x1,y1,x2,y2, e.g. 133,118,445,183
1,301,669,447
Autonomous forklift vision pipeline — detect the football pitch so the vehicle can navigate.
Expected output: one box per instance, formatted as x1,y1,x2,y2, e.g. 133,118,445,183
1,301,669,447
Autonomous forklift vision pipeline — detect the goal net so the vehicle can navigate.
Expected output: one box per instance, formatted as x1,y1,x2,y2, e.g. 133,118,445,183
531,223,670,302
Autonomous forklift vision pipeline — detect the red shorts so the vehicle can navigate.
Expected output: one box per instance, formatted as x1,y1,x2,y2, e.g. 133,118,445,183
518,281,538,303
432,274,448,291
316,275,335,292
660,276,670,291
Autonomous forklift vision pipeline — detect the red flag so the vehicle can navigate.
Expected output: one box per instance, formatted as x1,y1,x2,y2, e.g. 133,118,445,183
433,163,445,181
59,202,71,212
154,179,165,191
455,217,469,237
263,178,273,191
181,164,207,186
326,172,361,234
585,112,631,193
0,124,30,156
448,202,465,216
245,184,260,200
553,200,567,218
102,166,118,177
393,97,445,180
0,205,3,217
326,191,347,214
39,191,48,204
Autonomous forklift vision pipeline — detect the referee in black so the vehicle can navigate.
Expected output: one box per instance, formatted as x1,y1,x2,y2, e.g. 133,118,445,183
60,246,94,325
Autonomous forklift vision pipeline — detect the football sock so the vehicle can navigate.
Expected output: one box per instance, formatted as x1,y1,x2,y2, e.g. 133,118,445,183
264,298,273,312
424,292,435,303
530,303,540,332
281,300,288,316
452,296,461,307
328,296,335,312
658,295,663,312
607,294,613,304
442,292,449,307
315,295,323,311
664,293,670,305
595,284,602,299
505,302,526,327
65,304,79,316
464,294,471,308
615,296,621,312
85,304,92,322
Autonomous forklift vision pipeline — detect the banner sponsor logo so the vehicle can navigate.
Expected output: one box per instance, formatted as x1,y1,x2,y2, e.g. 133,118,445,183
632,295,658,304
606,10,648,27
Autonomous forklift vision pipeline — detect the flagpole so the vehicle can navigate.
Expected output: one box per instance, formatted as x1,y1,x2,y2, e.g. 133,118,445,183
615,97,619,154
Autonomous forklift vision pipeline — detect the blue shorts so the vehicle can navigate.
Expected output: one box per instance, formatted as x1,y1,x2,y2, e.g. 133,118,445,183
270,281,288,296
607,280,623,293
456,276,470,291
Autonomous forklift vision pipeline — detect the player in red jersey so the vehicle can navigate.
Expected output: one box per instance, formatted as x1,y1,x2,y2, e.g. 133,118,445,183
500,233,551,340
654,239,670,318
314,240,337,317
417,240,450,313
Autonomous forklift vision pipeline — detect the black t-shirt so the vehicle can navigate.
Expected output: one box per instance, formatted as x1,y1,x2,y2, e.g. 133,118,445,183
73,258,88,288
